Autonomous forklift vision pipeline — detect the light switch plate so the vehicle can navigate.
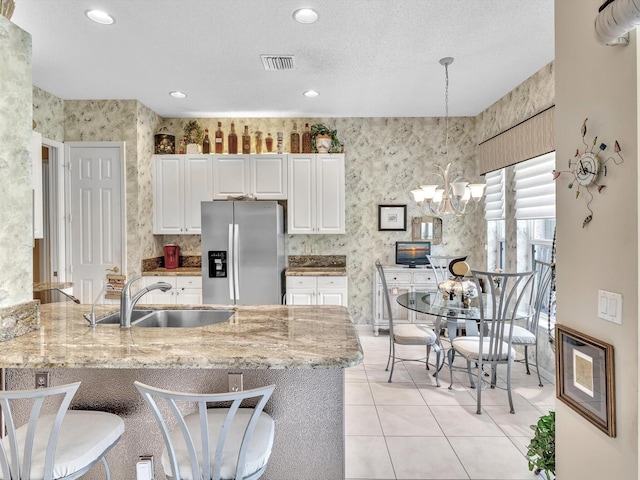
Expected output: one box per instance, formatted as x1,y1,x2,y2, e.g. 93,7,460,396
598,290,622,325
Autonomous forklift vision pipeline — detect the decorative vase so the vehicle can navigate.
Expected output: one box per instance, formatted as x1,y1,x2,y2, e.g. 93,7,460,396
315,134,332,153
186,143,199,154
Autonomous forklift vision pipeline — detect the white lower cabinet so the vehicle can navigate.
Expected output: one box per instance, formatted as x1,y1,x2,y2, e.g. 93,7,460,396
137,276,202,305
286,276,348,307
373,266,437,335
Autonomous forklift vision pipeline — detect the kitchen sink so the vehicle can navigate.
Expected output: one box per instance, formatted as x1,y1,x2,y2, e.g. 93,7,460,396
97,309,234,328
133,309,234,328
97,310,153,325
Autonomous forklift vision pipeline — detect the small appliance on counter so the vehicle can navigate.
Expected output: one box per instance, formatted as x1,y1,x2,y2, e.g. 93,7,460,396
163,244,180,269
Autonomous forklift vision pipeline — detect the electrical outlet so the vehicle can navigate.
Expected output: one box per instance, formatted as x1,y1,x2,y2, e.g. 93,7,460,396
228,372,243,392
136,455,154,480
35,372,49,389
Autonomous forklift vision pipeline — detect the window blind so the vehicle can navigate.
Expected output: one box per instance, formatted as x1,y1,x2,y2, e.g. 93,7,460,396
514,152,556,219
484,169,505,220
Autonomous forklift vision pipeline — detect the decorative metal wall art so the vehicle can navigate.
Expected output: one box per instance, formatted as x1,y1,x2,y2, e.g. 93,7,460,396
553,118,623,228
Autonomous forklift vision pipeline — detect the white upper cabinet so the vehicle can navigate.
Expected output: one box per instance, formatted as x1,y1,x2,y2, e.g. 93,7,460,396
212,154,287,200
153,154,212,235
288,154,345,234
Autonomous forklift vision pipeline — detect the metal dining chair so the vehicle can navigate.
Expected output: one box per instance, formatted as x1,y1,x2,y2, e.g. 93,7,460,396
375,260,441,385
134,381,275,480
503,259,554,387
0,381,124,480
448,270,535,414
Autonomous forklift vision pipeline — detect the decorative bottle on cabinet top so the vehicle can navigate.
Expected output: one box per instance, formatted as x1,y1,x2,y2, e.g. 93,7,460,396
202,129,210,154
290,123,300,153
255,131,263,154
228,123,238,154
301,123,312,153
265,133,274,152
215,122,224,154
277,132,283,154
242,126,251,154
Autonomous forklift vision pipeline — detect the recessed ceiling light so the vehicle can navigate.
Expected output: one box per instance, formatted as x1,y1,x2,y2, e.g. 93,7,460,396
85,10,115,25
169,91,187,99
293,8,319,24
303,90,320,98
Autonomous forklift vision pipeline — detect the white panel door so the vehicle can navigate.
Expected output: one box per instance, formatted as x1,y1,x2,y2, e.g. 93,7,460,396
31,132,43,239
212,155,250,199
183,155,212,234
316,154,345,234
67,143,124,304
287,155,315,233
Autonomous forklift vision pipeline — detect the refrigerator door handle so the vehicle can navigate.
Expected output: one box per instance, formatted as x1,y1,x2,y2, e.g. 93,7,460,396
228,224,234,301
233,223,240,300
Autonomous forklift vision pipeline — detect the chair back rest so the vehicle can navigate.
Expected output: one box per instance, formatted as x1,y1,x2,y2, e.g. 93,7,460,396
427,255,467,283
530,259,554,332
471,270,535,361
134,381,275,480
375,260,396,335
0,382,80,480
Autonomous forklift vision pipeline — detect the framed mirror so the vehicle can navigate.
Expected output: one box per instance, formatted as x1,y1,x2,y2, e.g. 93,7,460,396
411,216,442,244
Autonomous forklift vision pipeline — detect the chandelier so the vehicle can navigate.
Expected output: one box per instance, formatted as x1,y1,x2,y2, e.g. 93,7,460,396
411,57,485,217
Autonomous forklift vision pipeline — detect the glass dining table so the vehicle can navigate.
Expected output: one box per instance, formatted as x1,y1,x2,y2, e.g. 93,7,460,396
396,291,534,367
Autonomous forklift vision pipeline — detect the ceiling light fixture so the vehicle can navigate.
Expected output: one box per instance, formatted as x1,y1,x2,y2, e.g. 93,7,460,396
85,9,115,25
303,90,319,98
169,91,187,99
293,8,319,24
410,57,485,217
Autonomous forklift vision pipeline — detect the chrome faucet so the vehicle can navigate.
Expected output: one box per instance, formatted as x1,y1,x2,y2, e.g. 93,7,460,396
84,284,116,327
120,276,172,328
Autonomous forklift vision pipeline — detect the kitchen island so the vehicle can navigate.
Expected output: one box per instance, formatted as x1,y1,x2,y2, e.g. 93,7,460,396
1,302,363,480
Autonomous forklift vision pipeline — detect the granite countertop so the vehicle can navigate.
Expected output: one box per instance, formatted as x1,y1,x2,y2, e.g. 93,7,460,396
33,282,74,292
142,267,202,276
0,303,363,370
285,267,347,276
285,254,347,276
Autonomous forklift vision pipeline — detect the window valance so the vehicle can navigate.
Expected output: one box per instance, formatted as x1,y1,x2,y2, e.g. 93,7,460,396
478,106,555,175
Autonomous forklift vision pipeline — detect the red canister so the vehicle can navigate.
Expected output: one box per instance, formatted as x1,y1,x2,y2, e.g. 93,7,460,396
163,244,180,269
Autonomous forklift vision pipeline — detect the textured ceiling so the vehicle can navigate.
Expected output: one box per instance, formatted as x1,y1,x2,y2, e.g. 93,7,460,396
10,0,555,118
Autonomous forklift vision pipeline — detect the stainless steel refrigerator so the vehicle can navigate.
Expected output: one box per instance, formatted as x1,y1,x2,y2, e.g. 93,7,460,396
201,201,285,305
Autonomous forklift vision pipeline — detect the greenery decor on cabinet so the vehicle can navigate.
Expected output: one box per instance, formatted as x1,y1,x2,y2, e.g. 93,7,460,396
310,124,342,153
183,120,204,145
526,410,555,480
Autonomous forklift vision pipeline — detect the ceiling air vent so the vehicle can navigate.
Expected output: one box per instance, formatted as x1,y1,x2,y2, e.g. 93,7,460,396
260,55,296,71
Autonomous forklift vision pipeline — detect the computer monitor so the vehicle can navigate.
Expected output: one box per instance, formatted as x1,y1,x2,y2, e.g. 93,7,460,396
395,241,431,267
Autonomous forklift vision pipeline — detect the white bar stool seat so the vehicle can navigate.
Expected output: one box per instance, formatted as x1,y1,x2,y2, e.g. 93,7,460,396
0,382,124,480
135,381,275,480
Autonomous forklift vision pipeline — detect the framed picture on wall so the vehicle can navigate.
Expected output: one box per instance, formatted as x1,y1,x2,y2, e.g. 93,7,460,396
378,205,407,231
556,324,616,437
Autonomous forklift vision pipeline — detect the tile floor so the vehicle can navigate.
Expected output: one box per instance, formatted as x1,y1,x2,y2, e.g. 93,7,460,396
345,327,556,480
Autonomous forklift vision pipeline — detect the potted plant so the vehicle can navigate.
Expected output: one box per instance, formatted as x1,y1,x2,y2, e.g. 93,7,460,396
527,410,555,480
310,123,342,153
183,120,204,153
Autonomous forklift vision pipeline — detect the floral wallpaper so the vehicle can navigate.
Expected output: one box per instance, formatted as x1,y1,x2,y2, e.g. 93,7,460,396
0,17,32,307
33,86,64,142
